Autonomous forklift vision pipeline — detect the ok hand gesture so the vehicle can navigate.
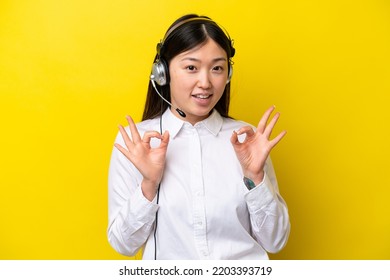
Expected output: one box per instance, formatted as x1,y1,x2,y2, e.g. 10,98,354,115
114,116,170,200
230,106,286,186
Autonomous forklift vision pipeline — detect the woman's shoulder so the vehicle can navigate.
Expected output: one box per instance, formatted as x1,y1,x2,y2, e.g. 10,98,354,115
135,117,161,132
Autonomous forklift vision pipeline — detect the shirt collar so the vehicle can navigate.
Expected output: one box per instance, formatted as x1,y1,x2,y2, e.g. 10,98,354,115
199,109,223,136
162,109,223,138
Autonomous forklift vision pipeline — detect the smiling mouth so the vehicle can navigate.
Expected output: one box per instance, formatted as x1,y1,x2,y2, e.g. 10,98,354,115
192,94,212,99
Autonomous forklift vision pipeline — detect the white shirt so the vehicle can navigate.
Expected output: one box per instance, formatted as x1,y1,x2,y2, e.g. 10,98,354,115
107,109,290,260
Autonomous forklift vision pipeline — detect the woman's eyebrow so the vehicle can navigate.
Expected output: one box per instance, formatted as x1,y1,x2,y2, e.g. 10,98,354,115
180,57,227,62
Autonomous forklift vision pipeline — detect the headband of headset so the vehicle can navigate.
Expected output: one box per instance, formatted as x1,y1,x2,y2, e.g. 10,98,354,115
156,17,235,58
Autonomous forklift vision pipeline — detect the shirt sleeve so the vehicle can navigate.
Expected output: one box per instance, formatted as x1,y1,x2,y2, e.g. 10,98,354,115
107,131,159,257
244,157,291,254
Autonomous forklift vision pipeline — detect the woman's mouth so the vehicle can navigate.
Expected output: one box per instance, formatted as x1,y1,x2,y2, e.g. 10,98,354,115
192,94,212,99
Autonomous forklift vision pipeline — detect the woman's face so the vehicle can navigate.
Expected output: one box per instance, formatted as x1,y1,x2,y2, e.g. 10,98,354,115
169,39,229,124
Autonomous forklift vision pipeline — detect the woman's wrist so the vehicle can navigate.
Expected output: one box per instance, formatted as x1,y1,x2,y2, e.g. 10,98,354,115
141,179,159,201
243,171,264,186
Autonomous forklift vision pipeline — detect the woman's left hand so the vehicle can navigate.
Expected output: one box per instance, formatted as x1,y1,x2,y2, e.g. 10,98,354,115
230,105,287,185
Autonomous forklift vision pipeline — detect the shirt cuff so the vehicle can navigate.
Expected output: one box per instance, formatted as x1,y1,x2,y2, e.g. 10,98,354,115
244,172,277,212
128,186,160,224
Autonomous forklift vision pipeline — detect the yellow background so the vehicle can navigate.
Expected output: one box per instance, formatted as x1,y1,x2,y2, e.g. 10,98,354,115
1,0,389,259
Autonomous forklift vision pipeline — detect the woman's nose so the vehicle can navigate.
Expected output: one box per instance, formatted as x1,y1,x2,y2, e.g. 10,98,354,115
197,70,211,88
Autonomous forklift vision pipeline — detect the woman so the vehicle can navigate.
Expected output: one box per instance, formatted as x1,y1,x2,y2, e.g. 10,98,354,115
107,14,290,260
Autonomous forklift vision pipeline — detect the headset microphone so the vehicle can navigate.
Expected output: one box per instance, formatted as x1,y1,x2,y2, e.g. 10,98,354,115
150,75,186,118
176,108,186,118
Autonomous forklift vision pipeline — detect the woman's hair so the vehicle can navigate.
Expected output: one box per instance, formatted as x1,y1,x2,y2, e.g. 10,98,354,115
142,14,235,121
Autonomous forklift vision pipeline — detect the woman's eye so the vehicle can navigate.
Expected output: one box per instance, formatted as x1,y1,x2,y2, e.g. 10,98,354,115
186,65,196,71
213,66,224,72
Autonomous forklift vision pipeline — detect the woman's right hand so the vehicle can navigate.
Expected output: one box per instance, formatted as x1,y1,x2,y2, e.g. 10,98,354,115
114,116,170,201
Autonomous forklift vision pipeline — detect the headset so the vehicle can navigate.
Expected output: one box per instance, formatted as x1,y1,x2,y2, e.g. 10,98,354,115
150,17,236,87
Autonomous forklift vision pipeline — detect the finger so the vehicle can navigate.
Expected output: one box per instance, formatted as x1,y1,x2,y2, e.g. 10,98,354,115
230,130,240,146
236,126,255,137
118,124,134,149
269,130,287,148
142,131,162,144
126,115,142,143
264,112,280,139
257,105,275,133
114,143,130,157
159,131,170,149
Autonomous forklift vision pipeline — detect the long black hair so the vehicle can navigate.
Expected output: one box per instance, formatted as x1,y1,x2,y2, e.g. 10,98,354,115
142,14,235,121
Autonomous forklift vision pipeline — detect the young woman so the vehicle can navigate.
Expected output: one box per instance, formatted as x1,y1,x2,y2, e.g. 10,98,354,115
107,14,290,260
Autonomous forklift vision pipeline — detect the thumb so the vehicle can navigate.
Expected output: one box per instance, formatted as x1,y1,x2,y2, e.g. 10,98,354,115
160,131,170,148
230,130,239,146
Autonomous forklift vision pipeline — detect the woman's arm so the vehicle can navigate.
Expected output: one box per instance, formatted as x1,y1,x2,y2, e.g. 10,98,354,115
231,105,290,253
244,157,290,253
107,131,160,256
107,116,169,256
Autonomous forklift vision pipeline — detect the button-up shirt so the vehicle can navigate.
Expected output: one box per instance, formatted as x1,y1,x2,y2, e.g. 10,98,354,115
107,109,290,259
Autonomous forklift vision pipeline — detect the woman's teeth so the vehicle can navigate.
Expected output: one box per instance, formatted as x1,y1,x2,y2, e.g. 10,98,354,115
193,95,211,99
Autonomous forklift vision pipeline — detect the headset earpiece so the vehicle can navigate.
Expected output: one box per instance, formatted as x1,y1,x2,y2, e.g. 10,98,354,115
227,64,233,84
151,58,169,86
